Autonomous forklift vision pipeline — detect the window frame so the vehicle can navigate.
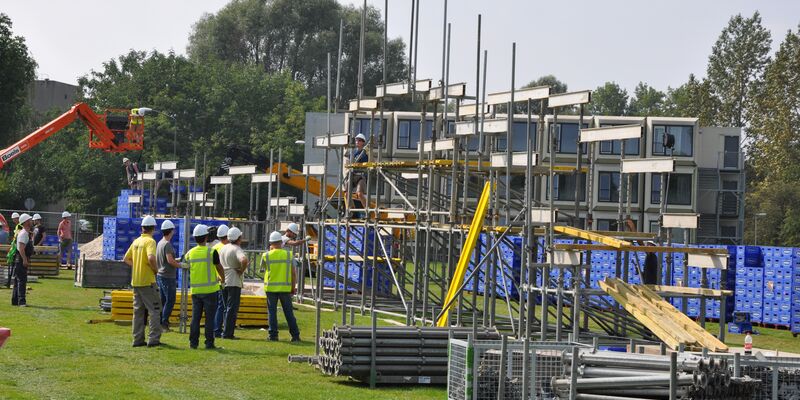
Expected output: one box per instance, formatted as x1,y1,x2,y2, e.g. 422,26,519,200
652,124,693,157
650,173,693,206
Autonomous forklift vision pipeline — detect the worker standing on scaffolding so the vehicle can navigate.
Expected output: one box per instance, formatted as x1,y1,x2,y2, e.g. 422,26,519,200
345,133,368,218
123,157,140,189
282,223,311,248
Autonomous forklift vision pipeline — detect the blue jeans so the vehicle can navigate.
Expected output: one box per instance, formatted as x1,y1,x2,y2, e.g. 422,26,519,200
267,292,300,340
190,291,218,348
222,286,242,338
214,289,226,337
156,275,177,327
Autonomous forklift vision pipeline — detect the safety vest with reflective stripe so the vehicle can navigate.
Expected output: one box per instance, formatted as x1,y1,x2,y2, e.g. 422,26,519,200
262,248,293,292
212,241,225,280
186,245,219,295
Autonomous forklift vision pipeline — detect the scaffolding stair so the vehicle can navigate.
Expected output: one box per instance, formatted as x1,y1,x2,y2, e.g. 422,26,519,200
598,278,728,352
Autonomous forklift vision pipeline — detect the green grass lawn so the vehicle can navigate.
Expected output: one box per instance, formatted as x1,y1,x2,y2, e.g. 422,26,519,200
0,272,445,400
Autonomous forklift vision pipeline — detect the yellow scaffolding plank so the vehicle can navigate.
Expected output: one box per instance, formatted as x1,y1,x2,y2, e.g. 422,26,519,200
553,226,632,249
647,285,733,298
437,181,493,327
553,243,728,256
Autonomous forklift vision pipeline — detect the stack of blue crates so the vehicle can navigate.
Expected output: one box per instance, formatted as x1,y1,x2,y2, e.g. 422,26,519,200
790,248,800,333
762,247,795,326
734,246,764,323
116,189,168,218
463,234,522,299
321,225,393,295
102,216,185,261
41,235,79,264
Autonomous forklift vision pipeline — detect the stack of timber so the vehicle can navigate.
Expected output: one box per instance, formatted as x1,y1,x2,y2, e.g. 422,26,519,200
599,278,728,352
109,290,267,326
318,325,500,384
0,244,60,277
75,258,131,288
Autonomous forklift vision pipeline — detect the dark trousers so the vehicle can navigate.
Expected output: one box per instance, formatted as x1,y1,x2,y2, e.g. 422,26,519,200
6,260,14,288
156,275,177,327
267,292,300,340
214,288,226,337
222,286,242,338
11,259,27,306
190,291,218,348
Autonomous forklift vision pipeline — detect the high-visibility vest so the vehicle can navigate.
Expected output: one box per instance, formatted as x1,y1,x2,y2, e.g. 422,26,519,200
130,108,141,125
262,248,293,293
185,245,219,295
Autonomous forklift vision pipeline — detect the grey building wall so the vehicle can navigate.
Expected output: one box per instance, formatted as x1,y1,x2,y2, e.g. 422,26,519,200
27,79,79,114
304,112,346,209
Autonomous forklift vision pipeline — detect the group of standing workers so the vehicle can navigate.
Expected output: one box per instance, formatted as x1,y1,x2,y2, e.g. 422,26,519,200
123,216,309,349
4,210,77,307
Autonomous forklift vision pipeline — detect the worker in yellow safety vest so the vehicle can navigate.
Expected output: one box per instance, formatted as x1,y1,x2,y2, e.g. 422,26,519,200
211,224,229,338
184,224,225,349
261,231,300,342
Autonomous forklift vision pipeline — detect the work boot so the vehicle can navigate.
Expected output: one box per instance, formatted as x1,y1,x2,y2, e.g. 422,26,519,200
291,337,301,343
268,337,279,342
147,342,162,348
132,342,146,348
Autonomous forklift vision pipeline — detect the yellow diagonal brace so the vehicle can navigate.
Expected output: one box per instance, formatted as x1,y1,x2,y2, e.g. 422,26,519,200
436,181,493,327
553,226,632,248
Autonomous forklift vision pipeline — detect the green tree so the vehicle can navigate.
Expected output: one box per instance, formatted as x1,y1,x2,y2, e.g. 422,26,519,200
706,12,771,128
187,0,407,106
664,74,719,125
627,82,665,116
0,13,37,145
589,81,628,116
518,75,568,115
744,27,800,245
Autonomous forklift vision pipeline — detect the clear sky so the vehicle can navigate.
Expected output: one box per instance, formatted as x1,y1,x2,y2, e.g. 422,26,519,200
4,0,799,96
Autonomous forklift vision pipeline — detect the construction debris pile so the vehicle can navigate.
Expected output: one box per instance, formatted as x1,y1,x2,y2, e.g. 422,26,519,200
317,325,499,383
555,350,760,400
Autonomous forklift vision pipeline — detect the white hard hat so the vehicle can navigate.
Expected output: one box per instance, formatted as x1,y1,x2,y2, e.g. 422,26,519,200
11,212,19,219
62,211,71,218
123,157,130,163
193,224,209,237
141,215,157,227
269,231,283,243
18,213,32,224
217,224,229,238
161,220,175,230
287,223,300,235
32,213,42,221
227,227,242,241
355,133,367,142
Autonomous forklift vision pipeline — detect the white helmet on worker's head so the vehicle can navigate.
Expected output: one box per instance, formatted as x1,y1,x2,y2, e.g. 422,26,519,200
32,213,42,221
141,215,157,227
193,224,209,238
11,212,20,219
217,224,229,238
18,213,32,225
161,220,175,230
286,223,300,235
62,211,71,218
227,227,242,241
355,133,367,142
269,231,283,243
123,157,130,164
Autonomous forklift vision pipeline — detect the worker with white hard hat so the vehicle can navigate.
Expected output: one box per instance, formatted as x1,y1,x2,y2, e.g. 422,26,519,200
211,224,230,338
31,214,46,246
10,213,34,306
57,211,74,269
261,231,300,342
123,157,140,189
156,219,183,332
11,212,20,227
184,224,225,349
219,227,248,339
5,212,22,287
282,222,312,248
345,133,369,218
123,216,163,347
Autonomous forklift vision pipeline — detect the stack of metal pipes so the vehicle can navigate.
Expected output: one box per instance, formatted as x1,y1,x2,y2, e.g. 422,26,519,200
554,350,760,400
317,325,500,382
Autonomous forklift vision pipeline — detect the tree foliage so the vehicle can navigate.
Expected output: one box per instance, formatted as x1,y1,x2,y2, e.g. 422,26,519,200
187,0,407,107
627,82,665,116
664,74,719,126
707,12,772,128
0,14,37,144
590,81,628,116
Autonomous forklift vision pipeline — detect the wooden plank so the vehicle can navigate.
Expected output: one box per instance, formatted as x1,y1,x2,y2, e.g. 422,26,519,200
647,285,733,298
554,243,728,256
553,226,631,249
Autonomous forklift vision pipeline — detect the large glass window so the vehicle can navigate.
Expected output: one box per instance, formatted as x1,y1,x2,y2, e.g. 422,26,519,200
599,138,640,155
497,121,537,152
549,172,586,201
597,218,637,232
351,118,387,149
652,125,693,156
395,119,433,150
598,172,638,203
651,173,693,205
556,123,588,154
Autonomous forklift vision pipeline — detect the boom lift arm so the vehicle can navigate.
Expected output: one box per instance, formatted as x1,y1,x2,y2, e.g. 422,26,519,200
0,102,144,169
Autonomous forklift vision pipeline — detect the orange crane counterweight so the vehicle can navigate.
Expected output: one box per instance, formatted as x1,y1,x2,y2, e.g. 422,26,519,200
0,102,144,169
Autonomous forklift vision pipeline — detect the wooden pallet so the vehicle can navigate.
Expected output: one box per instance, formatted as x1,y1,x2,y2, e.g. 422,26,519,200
599,278,728,352
109,290,268,325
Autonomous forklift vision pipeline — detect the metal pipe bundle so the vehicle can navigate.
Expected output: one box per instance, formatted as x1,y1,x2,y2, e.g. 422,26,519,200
555,350,760,399
317,325,500,383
